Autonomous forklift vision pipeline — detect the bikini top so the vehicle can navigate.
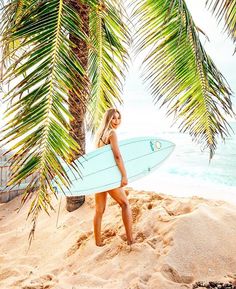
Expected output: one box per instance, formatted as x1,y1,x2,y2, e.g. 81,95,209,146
99,130,114,146
100,137,109,145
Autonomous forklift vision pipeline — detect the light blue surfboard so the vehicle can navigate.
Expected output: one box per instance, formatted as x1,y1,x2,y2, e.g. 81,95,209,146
53,137,175,196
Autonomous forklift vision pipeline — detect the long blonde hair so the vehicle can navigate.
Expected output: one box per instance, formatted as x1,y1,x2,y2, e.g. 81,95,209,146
94,108,121,148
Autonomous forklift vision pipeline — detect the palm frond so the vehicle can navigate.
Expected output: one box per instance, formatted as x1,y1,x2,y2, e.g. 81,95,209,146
87,0,130,133
0,0,88,241
206,0,236,51
0,0,32,71
133,0,234,159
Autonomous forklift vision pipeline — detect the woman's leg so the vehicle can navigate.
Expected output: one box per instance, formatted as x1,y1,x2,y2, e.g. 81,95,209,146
108,187,133,245
94,192,107,246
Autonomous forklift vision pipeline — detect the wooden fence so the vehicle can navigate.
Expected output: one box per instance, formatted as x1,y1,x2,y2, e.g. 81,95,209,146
0,149,34,203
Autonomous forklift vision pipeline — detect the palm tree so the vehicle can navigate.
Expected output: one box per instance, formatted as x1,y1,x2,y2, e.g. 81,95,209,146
65,0,90,212
65,0,130,211
0,0,235,240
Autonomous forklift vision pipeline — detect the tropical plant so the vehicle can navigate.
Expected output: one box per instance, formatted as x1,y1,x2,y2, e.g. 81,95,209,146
133,0,235,158
0,0,235,240
206,0,236,52
1,0,88,239
0,0,129,240
65,0,90,212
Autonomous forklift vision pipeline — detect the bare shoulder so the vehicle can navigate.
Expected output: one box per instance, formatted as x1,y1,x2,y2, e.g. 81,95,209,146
109,129,116,138
108,129,118,144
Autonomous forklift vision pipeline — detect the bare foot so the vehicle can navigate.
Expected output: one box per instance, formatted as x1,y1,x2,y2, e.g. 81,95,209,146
125,241,134,252
95,242,106,247
127,239,134,245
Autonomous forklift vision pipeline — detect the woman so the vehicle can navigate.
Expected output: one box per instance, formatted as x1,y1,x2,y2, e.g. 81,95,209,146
93,108,134,246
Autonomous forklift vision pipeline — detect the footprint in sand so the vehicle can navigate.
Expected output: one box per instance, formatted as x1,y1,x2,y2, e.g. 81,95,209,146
128,273,152,289
0,268,21,281
102,228,117,242
132,205,142,222
162,201,194,217
160,263,194,284
135,232,147,243
119,231,146,244
118,233,127,242
22,273,57,289
146,236,162,250
156,207,173,222
149,193,166,202
67,231,92,257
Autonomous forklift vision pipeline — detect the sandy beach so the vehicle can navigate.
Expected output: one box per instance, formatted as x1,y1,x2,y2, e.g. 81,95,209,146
1,188,236,289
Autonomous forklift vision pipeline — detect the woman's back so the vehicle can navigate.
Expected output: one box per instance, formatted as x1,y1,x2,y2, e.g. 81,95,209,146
97,129,114,148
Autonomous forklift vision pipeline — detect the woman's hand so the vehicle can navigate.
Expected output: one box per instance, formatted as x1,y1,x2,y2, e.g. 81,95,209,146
121,175,128,187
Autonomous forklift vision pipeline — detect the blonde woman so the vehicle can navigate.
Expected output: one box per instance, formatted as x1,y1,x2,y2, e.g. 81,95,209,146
93,108,133,246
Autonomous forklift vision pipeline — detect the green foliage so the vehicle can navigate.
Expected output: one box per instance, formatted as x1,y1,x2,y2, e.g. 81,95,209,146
133,0,234,158
87,0,130,133
0,0,87,242
206,0,236,52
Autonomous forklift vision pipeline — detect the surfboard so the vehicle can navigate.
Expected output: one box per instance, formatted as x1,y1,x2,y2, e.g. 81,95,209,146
53,137,175,196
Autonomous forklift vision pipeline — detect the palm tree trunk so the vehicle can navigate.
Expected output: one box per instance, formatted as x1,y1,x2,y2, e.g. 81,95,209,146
66,0,90,212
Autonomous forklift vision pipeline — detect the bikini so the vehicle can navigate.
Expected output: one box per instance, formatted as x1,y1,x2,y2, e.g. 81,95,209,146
100,130,112,146
100,137,109,145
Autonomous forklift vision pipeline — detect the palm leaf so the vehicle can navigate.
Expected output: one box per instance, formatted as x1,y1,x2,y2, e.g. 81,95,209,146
133,0,234,159
0,0,31,79
206,0,236,51
0,0,88,242
87,0,130,133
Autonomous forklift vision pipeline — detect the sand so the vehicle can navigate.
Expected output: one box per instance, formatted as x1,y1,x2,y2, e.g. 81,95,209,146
1,188,236,289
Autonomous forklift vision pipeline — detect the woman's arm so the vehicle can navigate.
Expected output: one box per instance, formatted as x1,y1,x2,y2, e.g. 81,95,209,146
109,131,128,187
